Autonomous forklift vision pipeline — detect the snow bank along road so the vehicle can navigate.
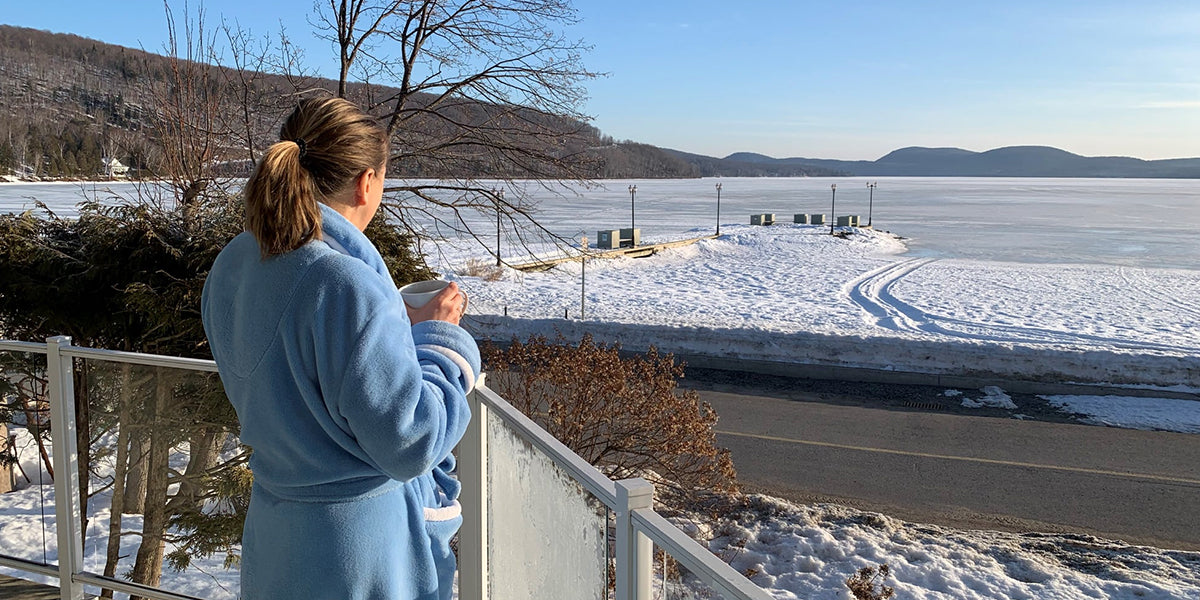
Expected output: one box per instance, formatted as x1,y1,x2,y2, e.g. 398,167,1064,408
453,223,1200,388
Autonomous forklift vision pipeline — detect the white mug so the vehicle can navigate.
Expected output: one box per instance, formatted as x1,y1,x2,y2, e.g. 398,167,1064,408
399,279,451,308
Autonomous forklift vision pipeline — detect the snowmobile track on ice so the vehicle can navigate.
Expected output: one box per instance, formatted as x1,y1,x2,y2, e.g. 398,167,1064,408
847,258,1200,354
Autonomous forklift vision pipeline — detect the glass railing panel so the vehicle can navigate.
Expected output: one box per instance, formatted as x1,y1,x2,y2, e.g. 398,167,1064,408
0,348,57,577
79,358,242,600
485,406,610,600
652,541,738,600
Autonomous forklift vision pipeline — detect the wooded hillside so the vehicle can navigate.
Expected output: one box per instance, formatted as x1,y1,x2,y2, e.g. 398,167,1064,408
0,24,850,181
0,25,712,180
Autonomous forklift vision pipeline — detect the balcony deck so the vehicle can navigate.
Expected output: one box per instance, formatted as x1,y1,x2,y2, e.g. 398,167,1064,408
0,574,60,599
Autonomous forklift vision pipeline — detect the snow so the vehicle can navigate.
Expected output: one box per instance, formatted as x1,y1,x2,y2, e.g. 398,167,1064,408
961,386,1018,410
683,495,1200,600
447,222,1200,387
0,426,240,599
6,178,1200,384
1041,395,1200,433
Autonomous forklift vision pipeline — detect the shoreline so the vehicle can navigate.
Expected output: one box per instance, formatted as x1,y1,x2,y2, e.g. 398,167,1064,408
466,315,1200,390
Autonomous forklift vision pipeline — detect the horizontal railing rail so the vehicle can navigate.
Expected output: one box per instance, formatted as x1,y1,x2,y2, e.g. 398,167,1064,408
74,573,205,600
61,346,219,372
0,340,47,354
0,337,770,600
0,555,59,579
633,508,773,599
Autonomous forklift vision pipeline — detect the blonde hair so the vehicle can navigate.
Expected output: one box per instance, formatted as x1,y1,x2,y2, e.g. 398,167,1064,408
244,97,388,257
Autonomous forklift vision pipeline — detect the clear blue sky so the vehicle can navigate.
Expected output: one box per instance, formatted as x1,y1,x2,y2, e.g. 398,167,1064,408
6,1,1200,160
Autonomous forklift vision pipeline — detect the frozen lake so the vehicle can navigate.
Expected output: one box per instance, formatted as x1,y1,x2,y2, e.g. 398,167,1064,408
4,177,1199,271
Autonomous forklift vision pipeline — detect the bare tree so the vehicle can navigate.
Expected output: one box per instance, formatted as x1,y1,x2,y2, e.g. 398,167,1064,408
151,3,231,216
313,0,602,262
220,22,317,165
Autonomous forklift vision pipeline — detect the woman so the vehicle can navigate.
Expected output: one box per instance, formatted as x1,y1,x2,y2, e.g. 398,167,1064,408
201,97,478,600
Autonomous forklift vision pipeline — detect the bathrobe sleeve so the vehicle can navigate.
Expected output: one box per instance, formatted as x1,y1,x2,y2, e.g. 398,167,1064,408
308,255,481,484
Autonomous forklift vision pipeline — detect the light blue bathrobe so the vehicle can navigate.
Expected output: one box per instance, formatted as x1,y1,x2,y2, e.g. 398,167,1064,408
201,204,479,600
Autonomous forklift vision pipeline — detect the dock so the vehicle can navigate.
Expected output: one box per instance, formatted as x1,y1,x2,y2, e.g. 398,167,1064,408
509,234,717,272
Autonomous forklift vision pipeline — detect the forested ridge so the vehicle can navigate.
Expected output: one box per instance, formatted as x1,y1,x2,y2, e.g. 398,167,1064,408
0,24,848,180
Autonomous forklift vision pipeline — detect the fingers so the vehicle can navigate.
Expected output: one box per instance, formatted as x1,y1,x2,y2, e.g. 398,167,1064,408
407,282,467,326
439,283,466,312
441,283,467,314
433,281,459,301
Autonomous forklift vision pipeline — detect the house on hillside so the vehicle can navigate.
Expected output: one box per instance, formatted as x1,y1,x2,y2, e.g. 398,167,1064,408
101,157,130,178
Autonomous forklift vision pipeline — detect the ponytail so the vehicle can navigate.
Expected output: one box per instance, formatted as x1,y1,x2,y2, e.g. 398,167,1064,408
243,97,388,258
244,141,321,257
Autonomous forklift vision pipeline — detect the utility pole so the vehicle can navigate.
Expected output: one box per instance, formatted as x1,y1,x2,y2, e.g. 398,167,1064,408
829,183,837,235
866,181,877,228
715,182,723,236
628,184,637,231
580,235,587,319
494,188,504,266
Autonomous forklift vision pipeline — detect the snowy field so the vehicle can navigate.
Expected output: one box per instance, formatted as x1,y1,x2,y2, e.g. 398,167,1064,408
447,222,1200,388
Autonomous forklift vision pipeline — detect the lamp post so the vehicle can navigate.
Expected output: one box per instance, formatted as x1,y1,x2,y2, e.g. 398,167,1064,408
628,184,637,231
829,183,837,235
715,182,723,236
493,188,505,266
866,181,876,228
580,234,587,319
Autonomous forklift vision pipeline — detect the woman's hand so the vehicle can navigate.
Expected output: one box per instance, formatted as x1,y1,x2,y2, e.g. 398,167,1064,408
406,282,467,326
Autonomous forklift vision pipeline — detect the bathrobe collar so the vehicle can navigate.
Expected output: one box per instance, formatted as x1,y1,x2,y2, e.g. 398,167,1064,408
318,203,396,291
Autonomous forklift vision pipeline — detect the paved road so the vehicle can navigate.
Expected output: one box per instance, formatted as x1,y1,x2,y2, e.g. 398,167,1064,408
697,388,1200,551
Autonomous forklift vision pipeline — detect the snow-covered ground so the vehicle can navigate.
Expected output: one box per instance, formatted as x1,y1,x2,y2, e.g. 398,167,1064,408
685,495,1200,600
0,426,240,599
445,222,1200,388
1041,394,1200,433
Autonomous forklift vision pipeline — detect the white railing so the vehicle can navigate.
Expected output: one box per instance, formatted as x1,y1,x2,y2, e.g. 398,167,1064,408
0,337,771,600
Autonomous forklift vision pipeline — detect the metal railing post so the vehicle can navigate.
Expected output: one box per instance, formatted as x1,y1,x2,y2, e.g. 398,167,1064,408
615,478,653,600
458,383,489,600
46,336,84,600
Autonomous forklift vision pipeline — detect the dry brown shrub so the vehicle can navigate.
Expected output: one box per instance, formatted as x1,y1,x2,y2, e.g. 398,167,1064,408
481,334,738,508
457,257,504,282
846,563,896,600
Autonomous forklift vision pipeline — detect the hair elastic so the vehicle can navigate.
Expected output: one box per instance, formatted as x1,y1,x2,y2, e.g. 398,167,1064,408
294,138,307,158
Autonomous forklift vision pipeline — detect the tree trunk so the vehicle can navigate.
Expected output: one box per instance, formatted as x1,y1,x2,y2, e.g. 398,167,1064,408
74,359,90,537
100,363,133,598
122,432,149,514
166,426,221,514
0,424,11,494
130,368,171,597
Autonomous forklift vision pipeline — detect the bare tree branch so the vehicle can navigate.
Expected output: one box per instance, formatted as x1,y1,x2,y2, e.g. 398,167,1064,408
313,0,603,261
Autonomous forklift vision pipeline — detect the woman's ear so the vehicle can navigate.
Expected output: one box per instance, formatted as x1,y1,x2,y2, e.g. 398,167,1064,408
353,168,376,207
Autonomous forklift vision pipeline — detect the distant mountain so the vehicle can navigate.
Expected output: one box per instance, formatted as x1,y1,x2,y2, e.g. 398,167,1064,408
664,149,846,177
702,146,1200,178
